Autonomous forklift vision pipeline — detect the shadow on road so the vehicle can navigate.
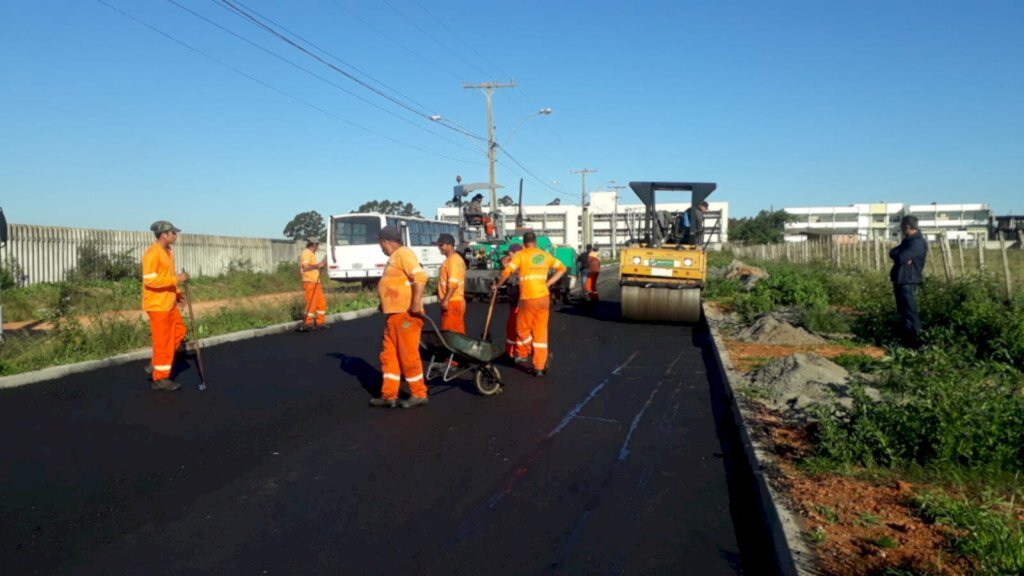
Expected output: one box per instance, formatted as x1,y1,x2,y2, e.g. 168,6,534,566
329,353,379,397
693,320,791,575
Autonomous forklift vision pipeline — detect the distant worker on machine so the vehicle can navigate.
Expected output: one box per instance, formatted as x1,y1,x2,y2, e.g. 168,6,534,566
889,215,928,348
371,225,429,409
585,244,601,302
679,201,709,245
298,238,327,332
493,231,566,377
436,233,466,335
500,244,523,357
463,193,496,238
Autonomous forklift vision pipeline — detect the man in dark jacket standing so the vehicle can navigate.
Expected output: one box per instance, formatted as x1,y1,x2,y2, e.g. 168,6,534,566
889,215,928,347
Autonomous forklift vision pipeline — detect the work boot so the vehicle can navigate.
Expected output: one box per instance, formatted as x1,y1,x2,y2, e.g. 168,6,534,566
151,379,181,391
532,369,546,377
144,363,154,375
296,324,312,333
316,323,330,331
400,396,429,409
369,397,398,408
513,356,531,365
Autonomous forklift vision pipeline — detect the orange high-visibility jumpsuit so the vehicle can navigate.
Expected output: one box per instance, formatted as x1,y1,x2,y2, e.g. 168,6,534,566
378,246,429,401
585,250,601,301
500,247,566,370
300,248,326,327
500,254,521,357
142,242,187,382
438,252,466,334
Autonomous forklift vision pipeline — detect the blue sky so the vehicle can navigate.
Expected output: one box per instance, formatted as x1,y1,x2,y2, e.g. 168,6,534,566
2,0,1021,238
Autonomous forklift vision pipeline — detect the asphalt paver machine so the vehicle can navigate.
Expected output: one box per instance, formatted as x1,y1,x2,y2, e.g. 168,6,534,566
618,181,717,323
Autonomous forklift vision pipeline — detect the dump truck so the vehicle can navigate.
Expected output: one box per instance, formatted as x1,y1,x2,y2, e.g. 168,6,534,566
618,181,717,322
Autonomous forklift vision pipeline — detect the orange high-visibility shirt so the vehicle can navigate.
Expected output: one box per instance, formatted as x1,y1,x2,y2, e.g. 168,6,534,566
587,251,601,273
141,242,180,312
500,246,565,300
300,248,320,283
438,253,466,303
379,246,428,314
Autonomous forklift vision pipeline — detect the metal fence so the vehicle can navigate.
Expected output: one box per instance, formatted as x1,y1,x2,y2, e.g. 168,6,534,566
0,223,303,286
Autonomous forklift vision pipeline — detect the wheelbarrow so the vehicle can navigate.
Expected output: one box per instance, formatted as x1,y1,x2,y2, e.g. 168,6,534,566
419,292,504,396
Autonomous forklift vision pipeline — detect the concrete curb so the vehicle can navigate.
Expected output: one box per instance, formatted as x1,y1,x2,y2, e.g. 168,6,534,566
702,303,816,575
0,297,437,389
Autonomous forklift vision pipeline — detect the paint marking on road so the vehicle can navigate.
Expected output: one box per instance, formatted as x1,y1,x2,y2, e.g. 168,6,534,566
617,351,685,462
575,415,620,424
453,351,639,543
547,350,639,438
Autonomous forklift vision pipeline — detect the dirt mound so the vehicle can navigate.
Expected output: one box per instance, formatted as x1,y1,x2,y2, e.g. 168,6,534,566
747,352,878,413
737,315,826,346
724,260,769,288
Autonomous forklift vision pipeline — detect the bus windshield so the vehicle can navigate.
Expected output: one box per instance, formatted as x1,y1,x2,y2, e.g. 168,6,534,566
333,216,381,246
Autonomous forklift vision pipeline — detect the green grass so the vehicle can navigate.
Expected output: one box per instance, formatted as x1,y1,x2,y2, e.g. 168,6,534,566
0,287,380,377
914,490,1024,575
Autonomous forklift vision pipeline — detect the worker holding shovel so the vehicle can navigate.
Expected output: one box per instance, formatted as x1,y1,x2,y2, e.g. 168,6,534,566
298,237,327,332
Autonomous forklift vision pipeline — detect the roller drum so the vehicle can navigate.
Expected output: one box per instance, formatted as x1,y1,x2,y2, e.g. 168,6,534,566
620,285,701,323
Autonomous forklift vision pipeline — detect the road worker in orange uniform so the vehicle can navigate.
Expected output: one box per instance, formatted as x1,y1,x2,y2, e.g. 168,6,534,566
436,233,466,334
370,225,430,409
501,244,523,358
142,220,189,391
298,238,327,332
585,244,601,302
493,231,566,377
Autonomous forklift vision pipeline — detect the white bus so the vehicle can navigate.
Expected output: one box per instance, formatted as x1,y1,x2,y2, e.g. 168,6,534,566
327,213,460,281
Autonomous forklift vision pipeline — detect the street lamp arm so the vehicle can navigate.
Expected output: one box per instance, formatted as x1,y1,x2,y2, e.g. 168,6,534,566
503,108,552,146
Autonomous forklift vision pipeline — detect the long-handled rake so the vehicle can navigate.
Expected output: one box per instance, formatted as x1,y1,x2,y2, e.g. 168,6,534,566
182,274,207,391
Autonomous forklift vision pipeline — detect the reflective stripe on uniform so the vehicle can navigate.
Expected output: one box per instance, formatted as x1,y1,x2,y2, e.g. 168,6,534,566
508,263,518,270
411,267,424,274
383,373,401,381
448,279,461,284
406,373,424,383
533,342,548,349
143,272,158,279
521,275,547,281
152,364,172,371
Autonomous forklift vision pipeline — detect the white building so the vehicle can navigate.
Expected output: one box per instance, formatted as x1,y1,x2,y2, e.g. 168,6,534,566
784,202,991,243
436,190,729,253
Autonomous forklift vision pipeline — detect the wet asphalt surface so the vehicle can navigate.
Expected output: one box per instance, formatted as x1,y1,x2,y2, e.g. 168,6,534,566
1,271,775,575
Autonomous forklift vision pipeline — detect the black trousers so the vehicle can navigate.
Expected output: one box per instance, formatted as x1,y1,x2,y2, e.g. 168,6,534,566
893,283,922,345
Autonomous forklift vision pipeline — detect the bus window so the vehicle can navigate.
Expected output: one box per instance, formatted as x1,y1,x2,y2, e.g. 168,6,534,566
333,216,382,246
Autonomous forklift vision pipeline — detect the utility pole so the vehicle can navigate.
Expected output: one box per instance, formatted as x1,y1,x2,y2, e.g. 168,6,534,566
572,168,597,248
464,81,515,232
608,184,626,258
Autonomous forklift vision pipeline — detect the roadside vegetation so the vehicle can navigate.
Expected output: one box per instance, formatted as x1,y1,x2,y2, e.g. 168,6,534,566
0,258,381,377
705,249,1024,574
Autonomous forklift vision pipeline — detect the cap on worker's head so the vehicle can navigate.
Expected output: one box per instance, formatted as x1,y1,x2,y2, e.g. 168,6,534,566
378,225,402,243
436,233,455,246
509,243,523,254
150,220,181,235
586,244,593,251
306,237,320,246
471,193,484,202
522,231,537,244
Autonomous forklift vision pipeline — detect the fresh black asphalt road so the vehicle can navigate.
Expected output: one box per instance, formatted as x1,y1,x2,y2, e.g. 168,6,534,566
1,271,773,575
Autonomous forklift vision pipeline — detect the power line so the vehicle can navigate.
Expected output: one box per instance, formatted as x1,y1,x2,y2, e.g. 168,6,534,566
498,145,574,199
93,0,481,164
215,0,487,144
166,0,480,157
379,0,492,79
324,0,464,82
409,0,512,80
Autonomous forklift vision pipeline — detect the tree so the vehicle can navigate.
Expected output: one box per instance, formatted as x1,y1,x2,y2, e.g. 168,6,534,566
353,200,423,218
498,195,515,207
728,209,796,244
546,198,561,206
283,210,326,242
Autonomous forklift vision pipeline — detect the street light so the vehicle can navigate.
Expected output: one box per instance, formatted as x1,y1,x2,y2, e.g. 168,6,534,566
504,108,552,145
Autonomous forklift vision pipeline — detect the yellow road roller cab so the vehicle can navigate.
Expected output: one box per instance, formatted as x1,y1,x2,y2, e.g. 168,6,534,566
619,181,717,323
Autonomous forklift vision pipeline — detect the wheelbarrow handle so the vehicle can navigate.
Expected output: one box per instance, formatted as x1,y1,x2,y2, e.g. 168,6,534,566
416,311,451,351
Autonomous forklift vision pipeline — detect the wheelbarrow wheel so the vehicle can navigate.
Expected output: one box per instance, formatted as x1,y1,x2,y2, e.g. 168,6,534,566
474,365,502,396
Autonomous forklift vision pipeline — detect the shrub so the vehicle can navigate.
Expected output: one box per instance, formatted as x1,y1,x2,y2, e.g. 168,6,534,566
67,243,139,282
801,303,852,334
1,256,25,289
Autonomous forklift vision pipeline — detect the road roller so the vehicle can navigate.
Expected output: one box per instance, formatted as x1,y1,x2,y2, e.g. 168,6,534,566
618,181,717,323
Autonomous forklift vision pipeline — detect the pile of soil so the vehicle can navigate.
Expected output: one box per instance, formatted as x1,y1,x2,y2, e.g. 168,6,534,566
748,352,878,413
737,315,826,346
724,259,769,288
